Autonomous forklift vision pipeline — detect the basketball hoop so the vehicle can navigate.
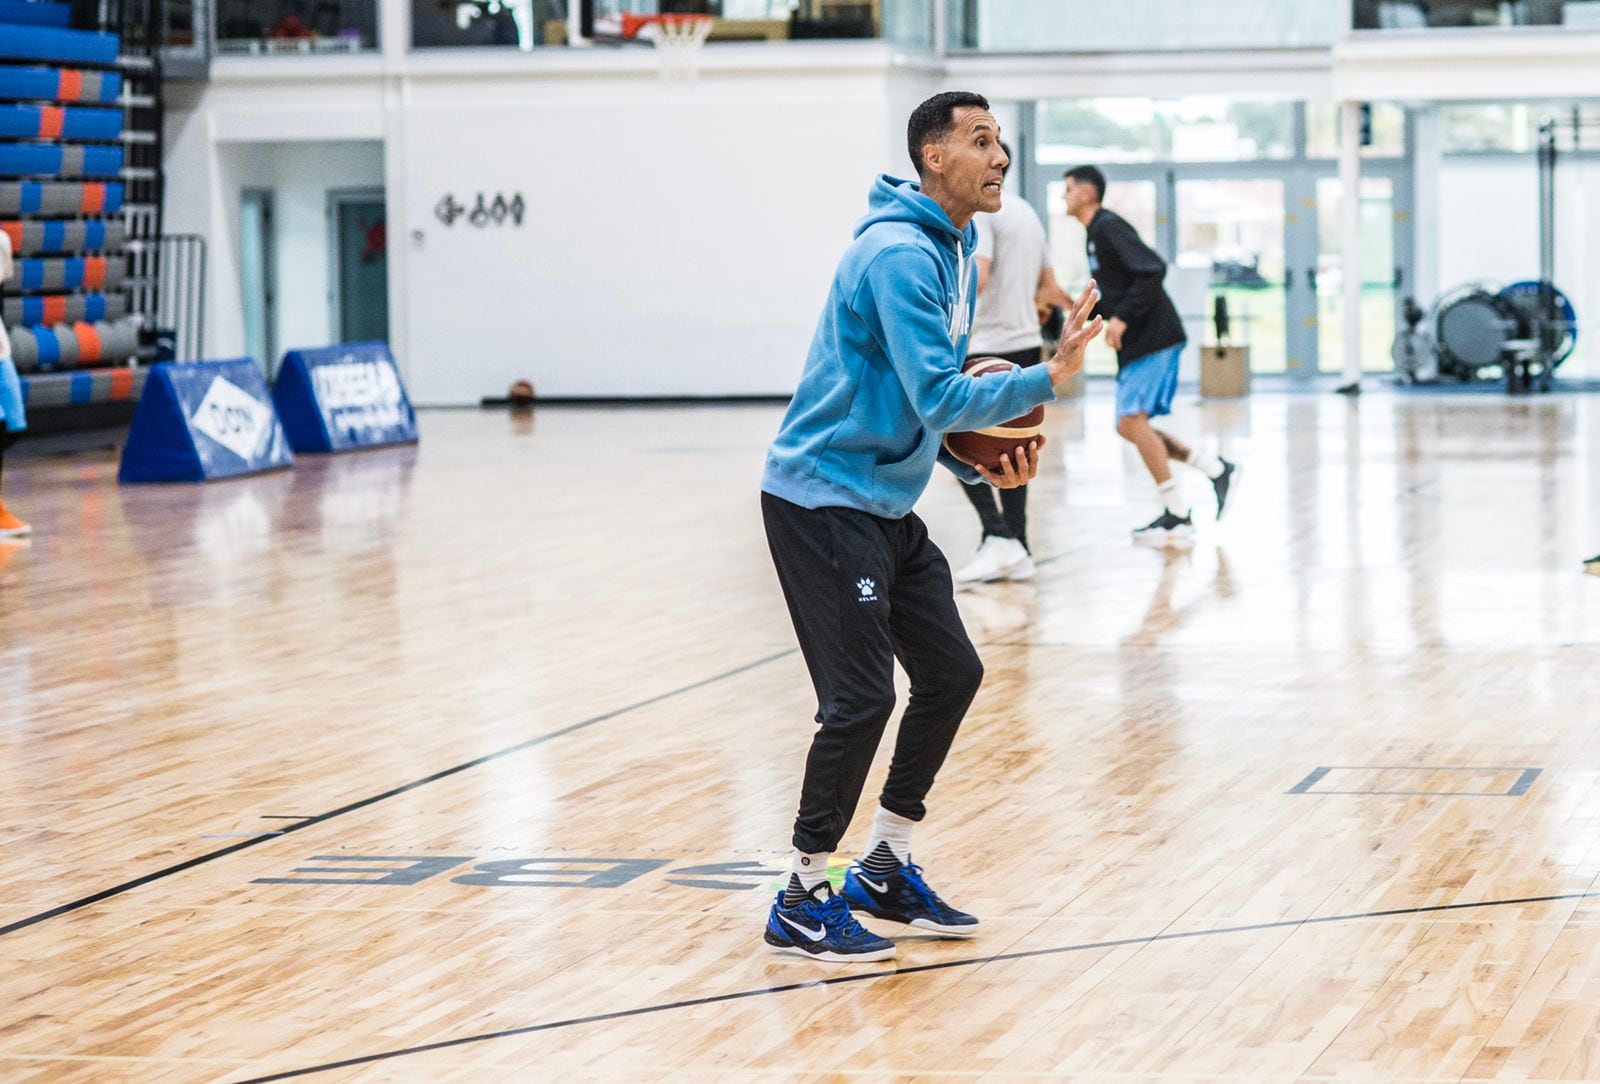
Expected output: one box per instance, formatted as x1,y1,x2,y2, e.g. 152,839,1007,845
652,14,712,83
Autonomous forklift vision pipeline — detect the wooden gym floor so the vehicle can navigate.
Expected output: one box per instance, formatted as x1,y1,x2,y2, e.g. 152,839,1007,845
2,388,1600,1082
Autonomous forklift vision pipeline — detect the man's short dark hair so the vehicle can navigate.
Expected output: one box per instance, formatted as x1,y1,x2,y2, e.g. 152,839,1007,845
1064,165,1106,202
907,91,991,178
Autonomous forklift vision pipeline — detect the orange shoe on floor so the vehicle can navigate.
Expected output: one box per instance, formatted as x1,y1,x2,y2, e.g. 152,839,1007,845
0,500,31,539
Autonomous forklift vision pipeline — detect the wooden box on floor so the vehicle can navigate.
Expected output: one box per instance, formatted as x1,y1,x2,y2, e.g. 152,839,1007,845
1201,345,1250,399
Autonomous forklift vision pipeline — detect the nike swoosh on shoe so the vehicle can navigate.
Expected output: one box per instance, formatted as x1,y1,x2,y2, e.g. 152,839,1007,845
776,911,828,942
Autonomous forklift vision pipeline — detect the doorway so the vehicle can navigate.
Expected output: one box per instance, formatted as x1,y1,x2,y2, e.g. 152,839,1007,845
240,188,276,375
328,189,389,345
1314,174,1402,374
1176,177,1288,373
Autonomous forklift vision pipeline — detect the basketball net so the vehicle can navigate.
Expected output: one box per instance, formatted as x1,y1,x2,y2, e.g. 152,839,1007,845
653,14,712,83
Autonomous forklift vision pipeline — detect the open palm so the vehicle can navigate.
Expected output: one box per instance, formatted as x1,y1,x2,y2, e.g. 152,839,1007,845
1047,282,1103,385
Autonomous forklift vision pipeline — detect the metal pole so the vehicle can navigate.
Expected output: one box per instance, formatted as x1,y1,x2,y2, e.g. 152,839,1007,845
1536,115,1556,391
1338,100,1363,393
1410,105,1439,308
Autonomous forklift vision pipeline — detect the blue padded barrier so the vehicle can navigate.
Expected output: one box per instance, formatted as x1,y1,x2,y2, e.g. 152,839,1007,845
0,66,122,104
0,217,123,254
0,0,71,26
272,342,419,453
0,25,120,65
12,255,124,291
2,291,122,325
0,104,123,140
21,366,144,410
0,181,123,214
7,317,139,370
0,143,123,178
119,360,296,483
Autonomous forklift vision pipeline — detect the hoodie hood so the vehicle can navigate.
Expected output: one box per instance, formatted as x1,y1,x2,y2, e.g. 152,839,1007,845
855,174,974,248
855,174,976,349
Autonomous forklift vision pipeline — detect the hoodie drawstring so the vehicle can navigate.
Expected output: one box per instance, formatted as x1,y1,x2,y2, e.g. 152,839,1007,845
950,239,970,343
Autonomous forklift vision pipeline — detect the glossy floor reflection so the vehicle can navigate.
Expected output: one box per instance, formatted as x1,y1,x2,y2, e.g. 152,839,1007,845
2,388,1599,1082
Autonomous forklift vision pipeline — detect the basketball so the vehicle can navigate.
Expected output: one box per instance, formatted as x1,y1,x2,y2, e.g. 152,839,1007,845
508,379,536,406
941,357,1045,472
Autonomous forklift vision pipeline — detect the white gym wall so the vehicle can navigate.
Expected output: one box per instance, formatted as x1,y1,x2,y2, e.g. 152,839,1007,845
165,50,941,405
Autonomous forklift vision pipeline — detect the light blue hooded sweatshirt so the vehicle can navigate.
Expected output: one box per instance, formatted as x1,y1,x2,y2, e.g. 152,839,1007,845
762,174,1057,520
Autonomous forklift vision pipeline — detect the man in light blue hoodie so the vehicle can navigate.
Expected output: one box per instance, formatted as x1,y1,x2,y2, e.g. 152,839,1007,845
760,91,1104,962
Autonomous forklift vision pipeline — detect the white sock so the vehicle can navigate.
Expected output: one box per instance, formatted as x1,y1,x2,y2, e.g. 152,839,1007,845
790,850,830,894
1185,448,1224,479
1157,480,1188,518
861,807,915,873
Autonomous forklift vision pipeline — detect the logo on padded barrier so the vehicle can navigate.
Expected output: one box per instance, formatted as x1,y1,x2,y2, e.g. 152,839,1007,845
312,358,406,434
191,376,273,461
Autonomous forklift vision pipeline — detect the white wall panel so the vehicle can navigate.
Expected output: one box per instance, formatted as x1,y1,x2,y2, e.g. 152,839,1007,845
167,52,938,403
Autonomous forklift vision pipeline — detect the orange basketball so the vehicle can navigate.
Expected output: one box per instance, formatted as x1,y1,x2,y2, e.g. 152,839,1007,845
942,357,1046,472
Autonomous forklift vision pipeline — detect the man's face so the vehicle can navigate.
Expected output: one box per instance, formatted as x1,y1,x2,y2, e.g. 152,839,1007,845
1063,177,1096,217
930,107,1008,215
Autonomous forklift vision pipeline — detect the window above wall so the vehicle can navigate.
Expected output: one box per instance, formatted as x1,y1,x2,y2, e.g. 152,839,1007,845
1037,99,1297,164
950,0,1342,53
1438,101,1600,150
1305,102,1406,158
409,0,927,49
1352,0,1598,30
216,0,379,54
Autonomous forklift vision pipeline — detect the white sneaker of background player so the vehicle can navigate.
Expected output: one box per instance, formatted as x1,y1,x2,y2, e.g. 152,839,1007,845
954,536,1032,584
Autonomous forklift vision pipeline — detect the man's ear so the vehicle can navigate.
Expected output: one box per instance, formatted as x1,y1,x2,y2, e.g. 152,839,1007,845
920,141,943,176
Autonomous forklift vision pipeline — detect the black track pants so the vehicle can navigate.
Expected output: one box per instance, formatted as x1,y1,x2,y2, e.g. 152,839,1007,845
761,491,984,855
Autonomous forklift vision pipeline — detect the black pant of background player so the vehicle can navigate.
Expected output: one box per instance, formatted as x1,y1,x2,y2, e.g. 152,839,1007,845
761,491,984,854
959,345,1043,550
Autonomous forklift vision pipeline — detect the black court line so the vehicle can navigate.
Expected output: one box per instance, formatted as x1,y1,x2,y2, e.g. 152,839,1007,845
234,886,1600,1082
0,650,796,940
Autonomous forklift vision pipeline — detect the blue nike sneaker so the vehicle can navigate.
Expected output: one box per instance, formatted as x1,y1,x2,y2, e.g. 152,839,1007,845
842,862,980,937
764,883,897,963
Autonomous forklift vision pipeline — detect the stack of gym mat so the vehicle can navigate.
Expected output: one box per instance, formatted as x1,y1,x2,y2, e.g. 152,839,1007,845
1,0,143,404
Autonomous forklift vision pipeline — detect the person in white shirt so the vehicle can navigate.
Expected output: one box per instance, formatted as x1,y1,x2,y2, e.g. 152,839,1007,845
953,143,1070,584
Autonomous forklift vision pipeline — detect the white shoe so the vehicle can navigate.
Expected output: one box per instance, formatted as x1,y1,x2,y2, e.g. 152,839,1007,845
954,536,1030,584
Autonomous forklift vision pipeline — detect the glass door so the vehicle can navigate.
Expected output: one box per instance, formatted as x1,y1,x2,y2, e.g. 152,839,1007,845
1314,174,1401,374
240,188,277,376
328,190,390,345
1174,178,1287,373
1030,157,1405,382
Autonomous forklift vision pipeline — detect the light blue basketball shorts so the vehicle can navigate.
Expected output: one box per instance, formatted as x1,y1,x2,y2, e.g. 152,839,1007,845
1115,343,1183,421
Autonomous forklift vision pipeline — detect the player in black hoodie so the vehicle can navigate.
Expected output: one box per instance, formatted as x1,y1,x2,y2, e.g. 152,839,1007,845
1063,165,1236,546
